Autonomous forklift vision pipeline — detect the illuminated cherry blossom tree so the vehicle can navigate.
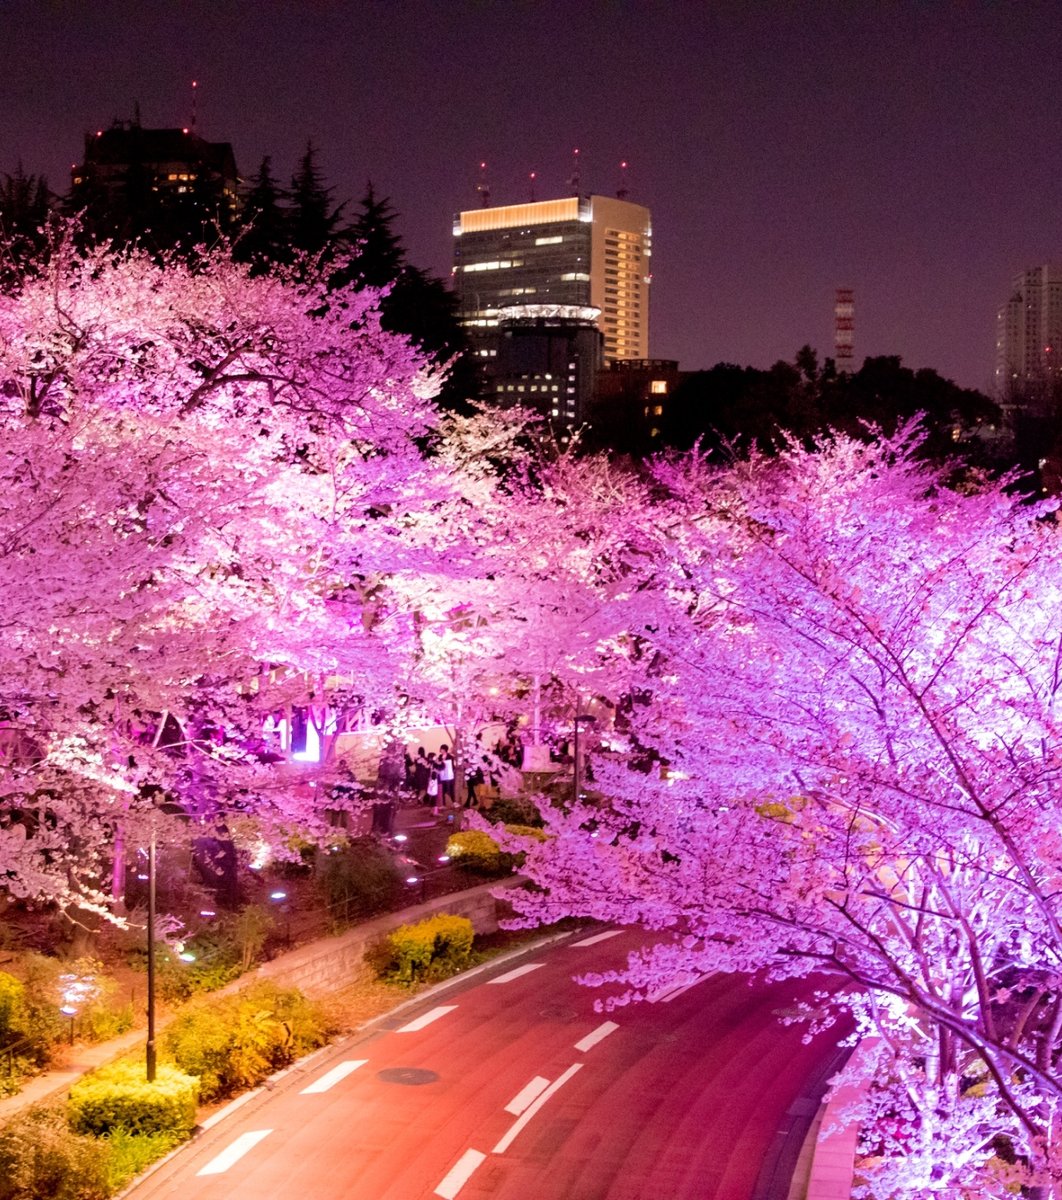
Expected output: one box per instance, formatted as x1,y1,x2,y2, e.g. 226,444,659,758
0,232,446,912
509,429,1062,1197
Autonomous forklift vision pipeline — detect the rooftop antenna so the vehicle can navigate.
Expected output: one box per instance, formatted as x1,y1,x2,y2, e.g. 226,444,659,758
617,159,630,201
190,79,198,133
528,169,537,202
568,146,581,197
475,160,490,208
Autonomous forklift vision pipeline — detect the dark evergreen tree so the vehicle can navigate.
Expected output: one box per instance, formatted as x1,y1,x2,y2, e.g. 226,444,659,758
0,165,53,283
234,156,290,271
288,142,345,259
332,184,477,413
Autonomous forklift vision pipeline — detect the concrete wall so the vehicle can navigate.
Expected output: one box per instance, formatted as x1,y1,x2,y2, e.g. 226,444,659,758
235,878,523,998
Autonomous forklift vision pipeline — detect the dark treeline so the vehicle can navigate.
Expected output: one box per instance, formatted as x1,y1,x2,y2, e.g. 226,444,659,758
657,345,1011,477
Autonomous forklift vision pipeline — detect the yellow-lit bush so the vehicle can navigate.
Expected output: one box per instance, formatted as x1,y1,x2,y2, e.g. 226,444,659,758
373,914,475,984
68,1061,198,1138
162,981,333,1102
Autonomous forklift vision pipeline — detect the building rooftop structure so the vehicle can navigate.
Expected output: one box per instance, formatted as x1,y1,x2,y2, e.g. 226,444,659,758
452,193,651,366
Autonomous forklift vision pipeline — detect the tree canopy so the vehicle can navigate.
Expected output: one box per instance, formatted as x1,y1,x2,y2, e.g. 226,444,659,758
505,429,1062,1196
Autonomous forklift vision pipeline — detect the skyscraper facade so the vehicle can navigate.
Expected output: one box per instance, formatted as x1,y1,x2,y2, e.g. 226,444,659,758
452,194,651,364
995,265,1062,404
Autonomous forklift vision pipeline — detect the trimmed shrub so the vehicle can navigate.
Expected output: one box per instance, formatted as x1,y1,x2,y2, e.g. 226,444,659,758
0,1106,109,1200
68,1060,198,1138
483,794,544,827
445,830,506,875
11,954,65,1066
447,826,546,875
162,981,333,1102
373,914,475,984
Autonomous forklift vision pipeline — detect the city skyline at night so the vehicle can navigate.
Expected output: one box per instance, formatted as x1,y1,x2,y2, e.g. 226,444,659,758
4,2,1062,392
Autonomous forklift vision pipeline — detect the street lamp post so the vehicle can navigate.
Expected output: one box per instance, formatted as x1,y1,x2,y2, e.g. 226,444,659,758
146,829,156,1082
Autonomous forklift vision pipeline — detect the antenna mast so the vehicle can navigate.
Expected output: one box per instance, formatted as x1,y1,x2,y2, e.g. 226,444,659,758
617,159,629,200
190,79,198,133
475,160,490,208
568,147,581,196
528,169,537,202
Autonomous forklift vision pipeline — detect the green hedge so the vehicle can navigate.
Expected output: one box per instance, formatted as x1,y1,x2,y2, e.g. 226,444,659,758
68,1061,198,1138
162,981,334,1103
373,914,475,983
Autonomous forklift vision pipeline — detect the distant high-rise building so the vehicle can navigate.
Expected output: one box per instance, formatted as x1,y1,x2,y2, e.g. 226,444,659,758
995,265,1062,405
491,303,603,443
452,193,651,365
71,118,240,249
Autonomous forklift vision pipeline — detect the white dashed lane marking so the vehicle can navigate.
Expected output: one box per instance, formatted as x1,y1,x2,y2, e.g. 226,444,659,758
396,1005,458,1033
505,1075,550,1115
300,1059,369,1093
574,1020,619,1053
492,1063,583,1154
570,929,623,948
196,1129,273,1176
487,962,545,985
434,1148,487,1198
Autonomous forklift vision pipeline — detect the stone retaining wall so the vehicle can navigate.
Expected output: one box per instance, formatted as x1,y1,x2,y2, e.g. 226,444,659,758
235,878,523,998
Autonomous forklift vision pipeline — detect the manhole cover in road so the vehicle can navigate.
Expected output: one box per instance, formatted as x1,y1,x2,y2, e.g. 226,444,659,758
377,1067,439,1086
539,1005,578,1021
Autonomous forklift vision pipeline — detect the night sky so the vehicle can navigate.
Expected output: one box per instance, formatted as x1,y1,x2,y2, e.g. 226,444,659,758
3,1,1061,391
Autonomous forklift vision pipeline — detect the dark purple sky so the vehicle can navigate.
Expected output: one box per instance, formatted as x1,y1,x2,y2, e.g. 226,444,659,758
3,1,1060,391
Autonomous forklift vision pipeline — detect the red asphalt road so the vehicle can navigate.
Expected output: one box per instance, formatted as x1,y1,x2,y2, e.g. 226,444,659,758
126,928,842,1200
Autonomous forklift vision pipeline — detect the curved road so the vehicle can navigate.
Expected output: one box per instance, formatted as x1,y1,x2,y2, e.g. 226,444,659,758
127,928,847,1200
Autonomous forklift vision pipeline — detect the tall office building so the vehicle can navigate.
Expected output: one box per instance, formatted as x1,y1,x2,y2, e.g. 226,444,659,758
995,265,1062,405
452,194,652,364
71,118,240,249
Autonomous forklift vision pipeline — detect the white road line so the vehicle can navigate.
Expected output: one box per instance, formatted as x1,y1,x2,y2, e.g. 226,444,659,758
396,1005,458,1033
199,1089,259,1131
647,974,703,1004
570,929,622,948
434,1148,487,1198
504,1075,551,1115
574,1020,619,1053
661,974,708,1003
487,962,545,985
300,1059,369,1094
492,1063,583,1154
196,1129,273,1176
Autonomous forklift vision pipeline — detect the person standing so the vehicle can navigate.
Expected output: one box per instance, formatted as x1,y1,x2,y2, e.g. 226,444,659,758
412,747,430,804
426,750,440,814
438,744,456,807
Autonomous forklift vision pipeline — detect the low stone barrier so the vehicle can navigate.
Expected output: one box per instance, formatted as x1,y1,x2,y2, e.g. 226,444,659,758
234,877,523,998
805,1039,877,1200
